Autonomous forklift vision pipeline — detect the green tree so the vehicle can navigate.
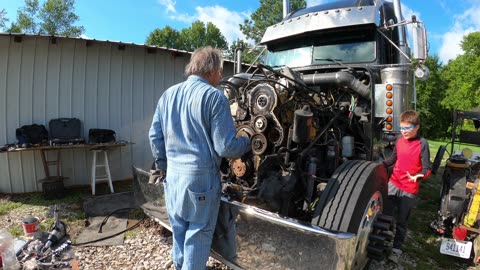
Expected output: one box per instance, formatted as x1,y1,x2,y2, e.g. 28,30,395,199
240,0,306,44
12,0,84,36
461,32,480,56
178,21,228,52
39,0,83,36
441,32,480,111
17,0,40,33
0,8,8,30
147,21,227,52
415,55,451,139
145,26,180,48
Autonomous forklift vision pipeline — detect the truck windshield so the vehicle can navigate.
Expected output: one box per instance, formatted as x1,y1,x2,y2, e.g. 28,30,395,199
265,29,376,68
266,41,375,67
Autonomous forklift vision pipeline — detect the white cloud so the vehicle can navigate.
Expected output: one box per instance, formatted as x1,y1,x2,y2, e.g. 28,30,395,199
438,4,480,63
439,22,476,63
158,0,176,14
167,5,251,45
169,13,194,24
196,6,251,45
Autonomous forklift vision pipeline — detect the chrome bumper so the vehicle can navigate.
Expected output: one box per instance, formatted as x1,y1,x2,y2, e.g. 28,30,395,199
133,167,358,270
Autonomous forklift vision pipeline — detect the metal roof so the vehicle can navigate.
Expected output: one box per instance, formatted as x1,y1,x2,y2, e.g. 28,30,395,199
0,32,192,54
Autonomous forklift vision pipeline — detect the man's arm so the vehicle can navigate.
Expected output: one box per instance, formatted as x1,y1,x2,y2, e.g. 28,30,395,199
210,93,250,158
149,101,167,171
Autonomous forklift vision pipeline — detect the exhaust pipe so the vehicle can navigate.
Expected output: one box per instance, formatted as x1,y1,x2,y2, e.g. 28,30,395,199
283,0,290,18
235,47,243,74
393,0,409,63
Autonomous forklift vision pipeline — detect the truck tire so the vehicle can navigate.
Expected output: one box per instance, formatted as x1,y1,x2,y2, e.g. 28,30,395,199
439,167,467,220
313,160,387,232
312,160,389,268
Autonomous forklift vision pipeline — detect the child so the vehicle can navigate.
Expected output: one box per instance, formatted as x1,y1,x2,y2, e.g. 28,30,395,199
382,110,431,264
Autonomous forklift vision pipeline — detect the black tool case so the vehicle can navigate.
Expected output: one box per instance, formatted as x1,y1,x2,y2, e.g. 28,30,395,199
49,118,85,145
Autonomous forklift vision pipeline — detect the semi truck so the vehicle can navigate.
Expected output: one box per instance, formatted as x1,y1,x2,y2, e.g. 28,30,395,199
134,0,429,269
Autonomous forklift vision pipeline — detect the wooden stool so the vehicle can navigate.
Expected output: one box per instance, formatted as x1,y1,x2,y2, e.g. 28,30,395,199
39,149,67,199
91,149,114,196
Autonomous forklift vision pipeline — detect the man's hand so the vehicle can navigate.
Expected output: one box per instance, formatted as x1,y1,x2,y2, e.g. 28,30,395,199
222,183,243,202
407,171,424,182
149,169,166,185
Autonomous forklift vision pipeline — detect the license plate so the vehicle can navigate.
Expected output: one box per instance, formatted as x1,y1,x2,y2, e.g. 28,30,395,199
440,238,472,259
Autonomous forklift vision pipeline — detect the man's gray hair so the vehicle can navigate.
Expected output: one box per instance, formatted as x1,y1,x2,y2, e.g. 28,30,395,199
185,46,224,77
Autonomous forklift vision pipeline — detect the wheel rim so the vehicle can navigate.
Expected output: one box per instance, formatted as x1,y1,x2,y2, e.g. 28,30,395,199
352,190,383,268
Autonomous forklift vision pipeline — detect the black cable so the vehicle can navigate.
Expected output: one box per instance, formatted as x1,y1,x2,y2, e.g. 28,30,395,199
72,207,146,246
98,207,136,233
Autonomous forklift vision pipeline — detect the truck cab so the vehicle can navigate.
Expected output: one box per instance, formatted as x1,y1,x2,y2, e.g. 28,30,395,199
136,1,429,269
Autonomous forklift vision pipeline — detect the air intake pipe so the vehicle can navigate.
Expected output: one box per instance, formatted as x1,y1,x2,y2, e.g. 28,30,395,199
302,71,370,99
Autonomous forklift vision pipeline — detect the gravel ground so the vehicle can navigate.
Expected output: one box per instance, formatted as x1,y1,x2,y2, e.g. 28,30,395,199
0,202,227,270
0,199,473,270
74,219,229,270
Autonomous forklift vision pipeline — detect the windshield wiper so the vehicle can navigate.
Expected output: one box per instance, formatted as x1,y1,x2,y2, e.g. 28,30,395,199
315,58,355,72
315,58,343,64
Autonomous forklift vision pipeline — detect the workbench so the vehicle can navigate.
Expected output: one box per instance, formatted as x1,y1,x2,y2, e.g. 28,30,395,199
2,142,128,196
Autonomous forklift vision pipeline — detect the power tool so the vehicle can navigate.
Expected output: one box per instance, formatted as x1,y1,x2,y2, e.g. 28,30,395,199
42,206,66,253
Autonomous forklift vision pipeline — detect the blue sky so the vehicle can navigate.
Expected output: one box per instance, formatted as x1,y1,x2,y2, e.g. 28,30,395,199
1,0,479,64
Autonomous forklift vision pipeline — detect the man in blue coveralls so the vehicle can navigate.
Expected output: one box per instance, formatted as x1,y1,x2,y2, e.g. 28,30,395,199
149,46,251,270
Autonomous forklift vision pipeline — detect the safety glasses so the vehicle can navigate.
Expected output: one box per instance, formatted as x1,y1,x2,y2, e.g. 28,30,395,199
398,125,417,132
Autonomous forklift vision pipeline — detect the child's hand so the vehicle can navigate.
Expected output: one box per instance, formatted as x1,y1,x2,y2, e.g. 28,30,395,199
407,171,424,182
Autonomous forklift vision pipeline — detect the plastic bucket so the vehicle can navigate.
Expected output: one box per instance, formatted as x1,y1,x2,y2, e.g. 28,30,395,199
22,217,40,236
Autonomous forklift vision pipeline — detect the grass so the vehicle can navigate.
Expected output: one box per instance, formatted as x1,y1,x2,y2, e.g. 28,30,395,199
0,181,135,238
430,138,480,158
0,199,23,215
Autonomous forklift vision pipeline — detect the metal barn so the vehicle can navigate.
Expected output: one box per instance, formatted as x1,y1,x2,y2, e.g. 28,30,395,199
0,33,238,193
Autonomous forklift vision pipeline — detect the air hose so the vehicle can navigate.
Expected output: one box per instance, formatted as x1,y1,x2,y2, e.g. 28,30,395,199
73,207,146,246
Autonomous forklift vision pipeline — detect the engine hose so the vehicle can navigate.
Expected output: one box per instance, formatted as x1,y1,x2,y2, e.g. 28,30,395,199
72,207,146,246
217,80,241,102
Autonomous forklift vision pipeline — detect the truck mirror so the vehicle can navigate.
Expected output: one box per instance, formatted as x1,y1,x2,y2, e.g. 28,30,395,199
412,20,427,61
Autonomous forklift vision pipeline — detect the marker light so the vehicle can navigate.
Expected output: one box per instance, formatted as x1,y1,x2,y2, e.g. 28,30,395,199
386,84,393,91
386,92,393,98
386,123,393,130
386,116,392,122
386,108,393,114
386,100,393,106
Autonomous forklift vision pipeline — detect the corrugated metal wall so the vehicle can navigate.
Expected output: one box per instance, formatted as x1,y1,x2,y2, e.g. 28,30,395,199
0,34,237,193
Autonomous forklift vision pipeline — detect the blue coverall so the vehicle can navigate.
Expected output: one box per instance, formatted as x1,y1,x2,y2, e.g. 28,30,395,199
149,75,250,270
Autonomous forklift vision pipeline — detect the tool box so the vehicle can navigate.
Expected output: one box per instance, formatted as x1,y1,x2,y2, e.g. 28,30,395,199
49,118,85,145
